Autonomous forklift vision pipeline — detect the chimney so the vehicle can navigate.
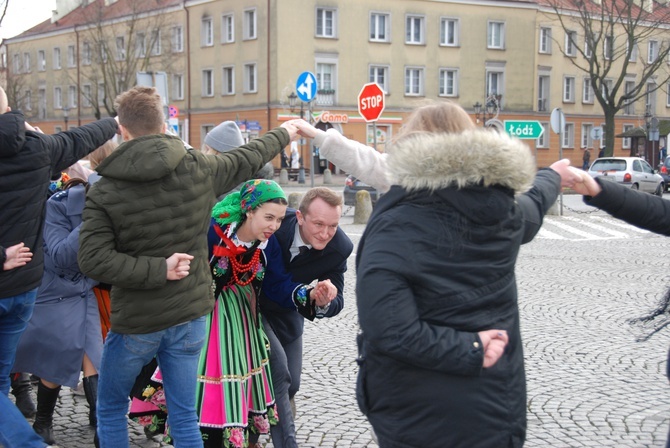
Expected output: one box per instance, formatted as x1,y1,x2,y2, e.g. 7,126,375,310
52,0,83,23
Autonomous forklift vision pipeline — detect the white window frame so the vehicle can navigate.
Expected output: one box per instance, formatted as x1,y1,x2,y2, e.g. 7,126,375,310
440,17,459,47
98,82,105,106
565,30,577,57
581,123,593,148
582,77,594,104
38,50,46,71
171,25,183,53
23,90,31,111
370,11,390,42
12,54,20,74
539,27,551,54
67,45,76,67
82,84,92,107
536,122,549,148
54,86,63,109
584,39,593,58
486,69,504,98
604,35,613,60
150,29,161,56
562,123,575,148
53,47,61,69
202,69,214,97
68,85,77,108
115,36,126,60
172,74,184,100
316,7,337,38
135,32,146,58
244,63,257,93
82,42,91,65
487,21,505,49
316,60,336,91
222,13,235,43
538,74,550,111
648,40,658,63
202,17,214,47
405,14,425,45
243,8,257,40
563,76,575,102
222,65,235,95
23,52,30,73
622,124,634,149
369,65,389,94
439,68,458,97
627,38,638,62
404,66,424,96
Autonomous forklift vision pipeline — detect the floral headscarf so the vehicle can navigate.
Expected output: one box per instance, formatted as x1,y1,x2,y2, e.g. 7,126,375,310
212,179,286,226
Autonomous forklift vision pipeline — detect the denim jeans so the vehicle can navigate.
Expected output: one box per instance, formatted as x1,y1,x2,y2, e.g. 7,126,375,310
97,316,206,448
0,289,38,395
0,392,47,448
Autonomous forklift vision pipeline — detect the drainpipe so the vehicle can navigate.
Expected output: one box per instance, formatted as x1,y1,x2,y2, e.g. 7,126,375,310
185,0,191,144
75,25,81,126
266,0,271,133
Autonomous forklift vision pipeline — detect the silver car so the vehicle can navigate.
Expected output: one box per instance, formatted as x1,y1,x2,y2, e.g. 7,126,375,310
587,157,664,196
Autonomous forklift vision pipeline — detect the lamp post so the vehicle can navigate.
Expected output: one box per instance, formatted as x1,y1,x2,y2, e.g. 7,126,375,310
645,107,660,168
62,105,70,130
288,91,306,184
472,95,501,128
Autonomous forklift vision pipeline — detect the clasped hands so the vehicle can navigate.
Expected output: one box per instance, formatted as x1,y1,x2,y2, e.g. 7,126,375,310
309,279,337,307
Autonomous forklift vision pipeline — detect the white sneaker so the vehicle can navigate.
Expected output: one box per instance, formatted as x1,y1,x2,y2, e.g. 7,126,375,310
70,380,85,396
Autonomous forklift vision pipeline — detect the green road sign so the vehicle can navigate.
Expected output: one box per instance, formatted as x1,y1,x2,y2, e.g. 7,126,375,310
504,120,544,140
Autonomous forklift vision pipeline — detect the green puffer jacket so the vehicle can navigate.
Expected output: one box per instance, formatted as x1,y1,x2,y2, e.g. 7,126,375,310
78,128,289,334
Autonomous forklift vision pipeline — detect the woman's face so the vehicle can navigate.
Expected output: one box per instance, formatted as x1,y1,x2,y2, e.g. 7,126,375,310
244,202,287,242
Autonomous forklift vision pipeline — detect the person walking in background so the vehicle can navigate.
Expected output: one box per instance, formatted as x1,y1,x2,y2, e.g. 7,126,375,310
290,141,300,169
583,148,591,170
353,100,581,448
77,86,302,448
0,84,118,448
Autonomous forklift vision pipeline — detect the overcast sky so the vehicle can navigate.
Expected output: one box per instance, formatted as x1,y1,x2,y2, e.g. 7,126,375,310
1,0,54,40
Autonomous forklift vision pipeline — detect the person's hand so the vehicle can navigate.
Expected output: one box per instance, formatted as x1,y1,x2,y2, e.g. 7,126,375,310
477,329,509,368
166,253,194,280
569,168,602,197
309,279,337,307
549,159,582,189
24,122,43,133
280,119,309,141
294,120,319,139
3,243,33,271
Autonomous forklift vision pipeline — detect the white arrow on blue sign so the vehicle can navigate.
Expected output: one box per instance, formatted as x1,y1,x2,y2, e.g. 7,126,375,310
296,71,318,102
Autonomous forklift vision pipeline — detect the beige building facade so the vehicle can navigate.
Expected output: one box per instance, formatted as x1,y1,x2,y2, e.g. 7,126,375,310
3,0,669,170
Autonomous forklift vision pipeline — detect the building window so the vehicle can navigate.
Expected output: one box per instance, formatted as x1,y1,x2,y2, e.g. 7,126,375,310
405,15,425,44
54,87,62,109
601,78,613,98
584,39,593,58
12,54,20,74
222,66,235,95
316,62,335,91
38,50,46,71
622,124,634,149
624,80,636,115
488,21,505,49
172,74,184,100
38,88,46,119
486,70,504,97
648,40,658,63
67,45,76,67
53,47,61,69
538,75,550,111
404,67,424,96
627,38,638,62
646,81,657,113
582,77,594,104
565,30,577,57
370,12,390,42
562,123,575,148
82,42,91,65
202,69,214,97
99,42,108,63
244,8,257,40
23,90,31,111
369,65,389,93
68,85,77,108
581,124,593,148
563,76,575,102
202,17,213,46
23,53,30,72
116,36,126,60
539,27,551,54
440,18,459,47
537,123,549,148
82,84,92,107
244,63,257,93
171,25,183,53
150,29,161,56
604,35,613,60
222,13,234,43
439,68,458,97
98,83,105,106
135,32,146,58
316,7,336,38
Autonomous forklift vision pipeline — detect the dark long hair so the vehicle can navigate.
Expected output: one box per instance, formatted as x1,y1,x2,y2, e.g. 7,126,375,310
628,286,670,342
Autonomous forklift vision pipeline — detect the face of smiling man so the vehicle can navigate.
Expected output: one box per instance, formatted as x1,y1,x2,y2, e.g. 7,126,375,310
296,197,341,251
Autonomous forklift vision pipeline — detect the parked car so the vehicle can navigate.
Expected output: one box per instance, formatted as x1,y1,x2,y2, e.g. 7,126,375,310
587,157,664,196
343,175,382,206
659,156,670,191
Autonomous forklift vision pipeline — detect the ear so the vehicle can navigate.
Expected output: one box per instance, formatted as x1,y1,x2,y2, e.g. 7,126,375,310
162,122,167,133
119,124,133,141
296,210,304,225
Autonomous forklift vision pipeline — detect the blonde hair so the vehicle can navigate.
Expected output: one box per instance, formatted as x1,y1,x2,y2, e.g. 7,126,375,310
298,187,343,214
114,86,164,137
394,100,475,144
88,139,118,168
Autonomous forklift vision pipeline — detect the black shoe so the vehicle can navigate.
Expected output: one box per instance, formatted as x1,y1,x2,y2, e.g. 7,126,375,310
33,381,60,445
83,375,98,427
11,373,36,418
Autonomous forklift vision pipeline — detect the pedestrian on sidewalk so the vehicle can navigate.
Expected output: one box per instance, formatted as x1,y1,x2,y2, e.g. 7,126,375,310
77,86,303,448
582,148,591,171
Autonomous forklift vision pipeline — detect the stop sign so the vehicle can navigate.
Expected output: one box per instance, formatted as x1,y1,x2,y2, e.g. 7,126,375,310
358,83,385,122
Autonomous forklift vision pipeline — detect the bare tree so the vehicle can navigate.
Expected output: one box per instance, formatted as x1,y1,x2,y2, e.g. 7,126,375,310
0,0,9,29
4,43,34,116
543,0,670,156
73,0,177,118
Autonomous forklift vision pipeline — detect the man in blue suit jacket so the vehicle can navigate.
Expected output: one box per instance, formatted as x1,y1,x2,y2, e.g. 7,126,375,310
258,187,353,448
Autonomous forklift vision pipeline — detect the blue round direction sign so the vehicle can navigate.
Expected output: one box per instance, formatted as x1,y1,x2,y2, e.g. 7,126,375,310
296,71,318,103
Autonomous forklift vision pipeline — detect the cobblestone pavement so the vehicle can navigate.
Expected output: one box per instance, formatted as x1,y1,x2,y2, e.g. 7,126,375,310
10,185,670,447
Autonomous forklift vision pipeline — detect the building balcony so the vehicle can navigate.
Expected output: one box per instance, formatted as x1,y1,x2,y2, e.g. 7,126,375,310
315,89,335,107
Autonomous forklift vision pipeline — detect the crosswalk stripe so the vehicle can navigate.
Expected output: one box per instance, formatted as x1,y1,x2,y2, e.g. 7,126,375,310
561,216,631,239
588,215,651,234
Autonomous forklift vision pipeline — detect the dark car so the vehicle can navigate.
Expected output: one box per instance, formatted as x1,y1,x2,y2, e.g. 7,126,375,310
660,156,670,191
343,175,382,206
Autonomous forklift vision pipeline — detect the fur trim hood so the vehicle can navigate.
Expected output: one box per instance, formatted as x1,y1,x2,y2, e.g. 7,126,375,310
387,130,536,194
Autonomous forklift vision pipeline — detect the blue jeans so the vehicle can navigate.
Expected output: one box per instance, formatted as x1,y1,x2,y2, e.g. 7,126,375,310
97,316,206,448
0,289,44,448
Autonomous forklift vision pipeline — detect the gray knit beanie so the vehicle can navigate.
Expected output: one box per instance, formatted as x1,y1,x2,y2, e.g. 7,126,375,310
204,121,245,152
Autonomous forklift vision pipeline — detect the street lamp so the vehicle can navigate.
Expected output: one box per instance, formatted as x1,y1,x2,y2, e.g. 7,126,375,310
62,105,70,130
287,92,305,184
473,95,501,127
645,106,660,168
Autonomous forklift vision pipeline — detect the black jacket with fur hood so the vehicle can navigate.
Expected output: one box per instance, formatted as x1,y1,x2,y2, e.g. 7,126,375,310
0,111,117,299
355,130,561,448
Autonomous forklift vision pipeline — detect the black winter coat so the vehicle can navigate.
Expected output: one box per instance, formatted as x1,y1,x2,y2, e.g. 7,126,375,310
0,112,117,299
